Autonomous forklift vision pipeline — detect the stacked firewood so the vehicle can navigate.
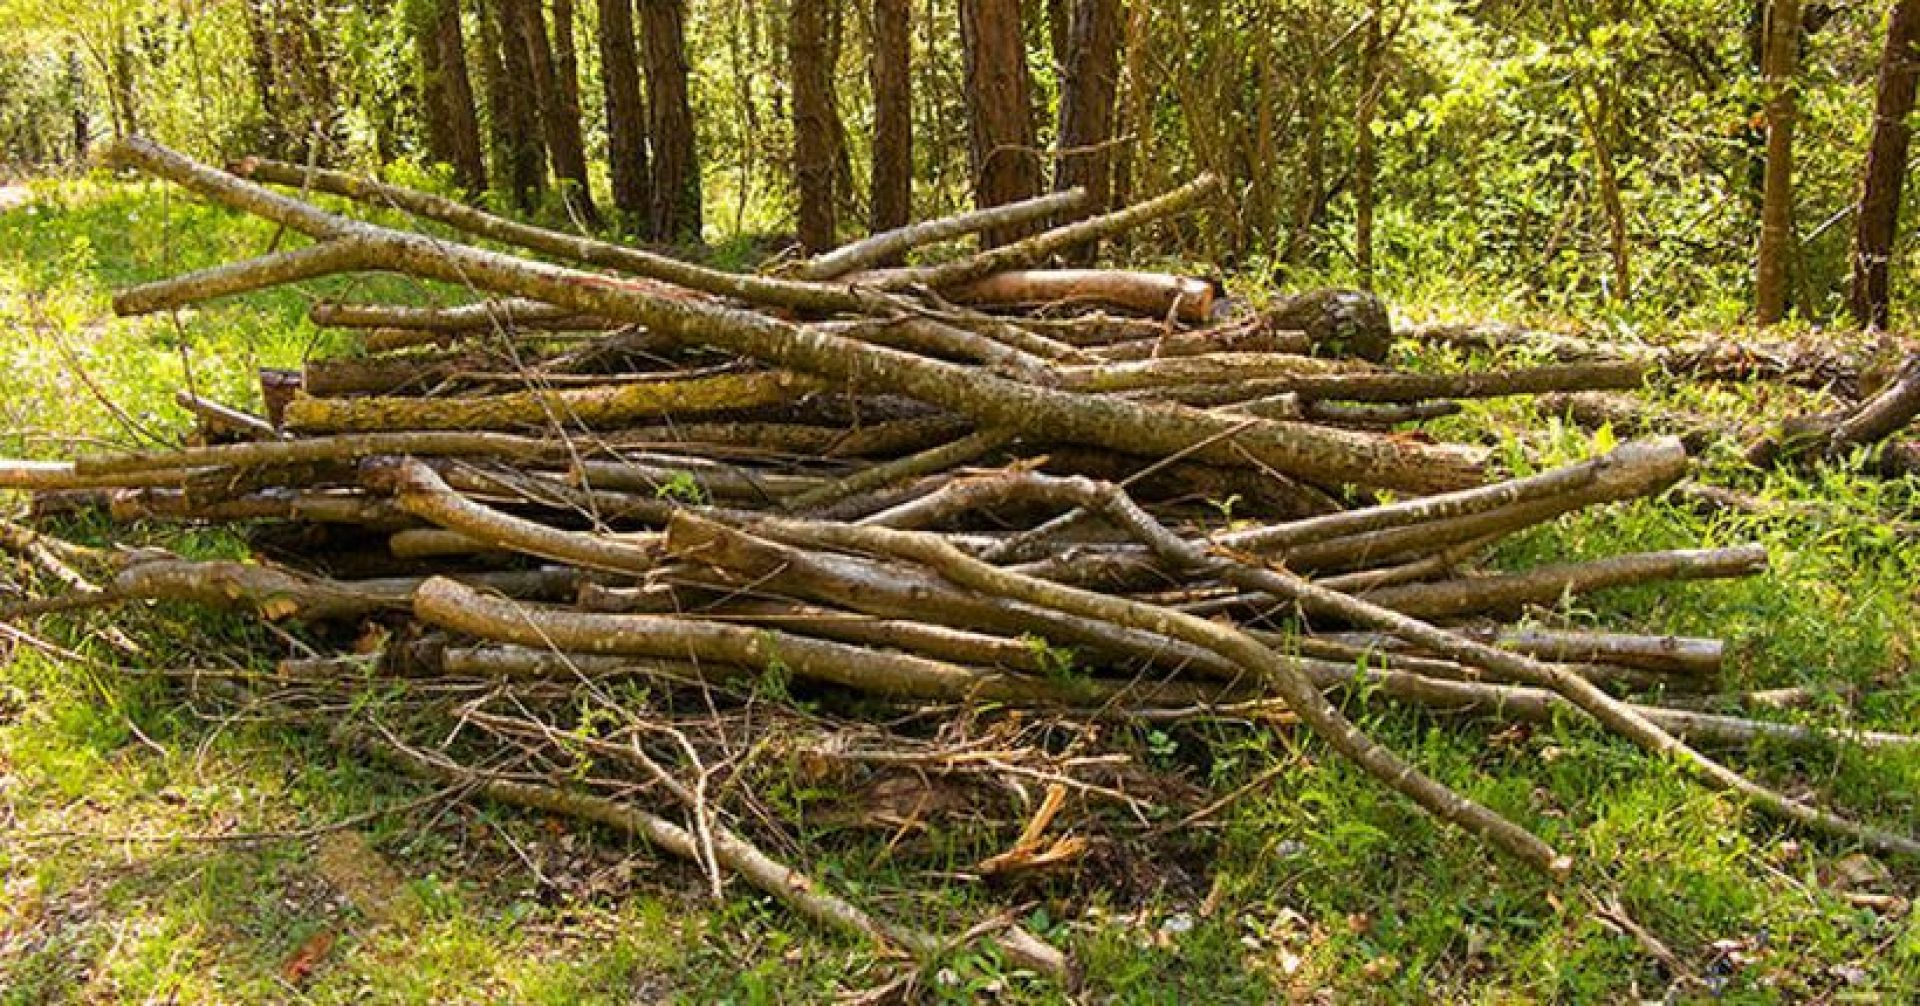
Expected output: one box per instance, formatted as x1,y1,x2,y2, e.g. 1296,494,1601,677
3,138,1915,977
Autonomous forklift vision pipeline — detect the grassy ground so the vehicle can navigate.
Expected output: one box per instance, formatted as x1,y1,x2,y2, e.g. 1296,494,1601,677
1,174,1917,1003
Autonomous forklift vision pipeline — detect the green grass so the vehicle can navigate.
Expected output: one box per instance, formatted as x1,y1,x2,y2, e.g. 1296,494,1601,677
2,174,1918,1002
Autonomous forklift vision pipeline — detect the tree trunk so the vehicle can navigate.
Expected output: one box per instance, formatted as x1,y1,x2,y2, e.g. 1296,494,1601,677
640,0,703,243
548,0,598,223
959,0,1043,246
598,0,651,223
868,0,913,238
1575,84,1631,302
243,0,285,156
1046,0,1071,78
792,0,839,253
68,50,90,161
487,0,548,210
1052,0,1121,259
1849,0,1920,330
827,6,858,224
1354,7,1382,291
417,0,488,194
513,0,598,224
1284,81,1326,268
1756,0,1801,325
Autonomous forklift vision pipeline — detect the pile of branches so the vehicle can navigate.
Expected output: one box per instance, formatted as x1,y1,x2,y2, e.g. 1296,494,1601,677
5,138,1917,980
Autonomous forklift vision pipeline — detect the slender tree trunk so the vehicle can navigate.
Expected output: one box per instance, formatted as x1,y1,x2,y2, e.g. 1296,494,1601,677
1354,8,1382,291
792,0,839,252
488,0,549,210
1850,0,1920,329
549,0,598,223
1575,84,1631,302
68,50,91,161
1756,0,1801,325
1052,0,1121,259
113,28,140,137
825,4,857,223
959,0,1043,246
598,0,651,223
417,0,488,194
868,0,913,238
1285,80,1326,268
416,2,458,168
640,0,703,243
243,0,285,156
475,0,514,198
514,0,597,224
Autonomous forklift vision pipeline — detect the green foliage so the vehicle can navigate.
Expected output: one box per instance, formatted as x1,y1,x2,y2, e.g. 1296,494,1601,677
652,469,707,506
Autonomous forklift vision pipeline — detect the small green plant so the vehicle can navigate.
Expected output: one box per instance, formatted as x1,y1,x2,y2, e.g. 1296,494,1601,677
653,470,707,505
754,632,793,702
1145,729,1179,763
1020,634,1082,684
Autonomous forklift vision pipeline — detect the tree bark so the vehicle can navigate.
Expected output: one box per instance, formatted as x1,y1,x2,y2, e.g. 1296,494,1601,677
1051,0,1121,259
597,0,651,222
512,0,598,225
1755,0,1801,325
417,0,488,194
868,0,913,239
1849,0,1920,329
958,0,1044,246
640,0,703,243
1574,84,1631,302
548,0,598,224
791,0,839,253
1354,7,1383,291
485,0,548,210
67,51,90,161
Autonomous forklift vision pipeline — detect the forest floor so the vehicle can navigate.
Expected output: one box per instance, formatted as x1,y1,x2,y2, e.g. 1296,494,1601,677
1,175,1917,1004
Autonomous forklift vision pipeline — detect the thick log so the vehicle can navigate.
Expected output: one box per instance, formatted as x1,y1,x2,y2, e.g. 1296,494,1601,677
851,174,1223,292
1057,352,1360,394
790,189,1088,281
1326,628,1724,678
310,298,580,332
284,370,819,433
944,270,1216,322
1352,547,1770,620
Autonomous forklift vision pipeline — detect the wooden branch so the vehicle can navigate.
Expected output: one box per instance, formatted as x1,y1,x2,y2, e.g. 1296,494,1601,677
284,370,819,433
788,188,1090,280
228,155,895,316
943,269,1216,322
311,298,581,331
782,429,1014,513
853,174,1224,292
113,241,372,315
1352,547,1769,620
175,392,284,441
1057,352,1361,394
366,459,660,576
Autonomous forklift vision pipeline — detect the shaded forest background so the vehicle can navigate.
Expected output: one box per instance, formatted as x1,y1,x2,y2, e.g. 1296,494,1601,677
1,0,1917,329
